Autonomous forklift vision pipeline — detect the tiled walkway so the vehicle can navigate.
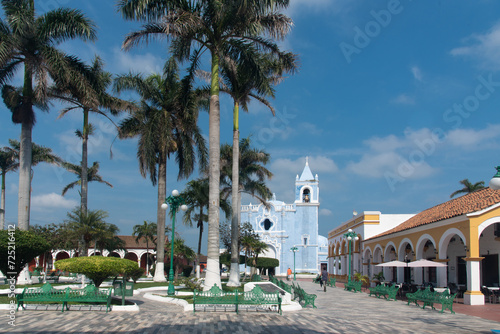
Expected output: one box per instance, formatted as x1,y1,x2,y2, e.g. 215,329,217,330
2,280,499,333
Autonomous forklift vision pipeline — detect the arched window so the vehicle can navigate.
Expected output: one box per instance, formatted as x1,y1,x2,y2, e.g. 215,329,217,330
303,189,310,203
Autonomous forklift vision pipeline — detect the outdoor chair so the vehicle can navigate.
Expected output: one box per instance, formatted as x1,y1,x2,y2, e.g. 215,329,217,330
481,287,494,303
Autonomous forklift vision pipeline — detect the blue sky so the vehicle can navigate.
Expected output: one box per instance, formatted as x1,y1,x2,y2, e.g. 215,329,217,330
3,0,500,251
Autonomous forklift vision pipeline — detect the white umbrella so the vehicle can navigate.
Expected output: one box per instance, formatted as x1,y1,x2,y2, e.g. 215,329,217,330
407,259,447,267
376,260,408,267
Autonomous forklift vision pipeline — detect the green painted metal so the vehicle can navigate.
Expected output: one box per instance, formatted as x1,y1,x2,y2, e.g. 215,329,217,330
344,280,362,293
16,283,112,312
368,284,399,301
164,192,186,296
407,286,456,314
193,284,282,314
293,284,317,308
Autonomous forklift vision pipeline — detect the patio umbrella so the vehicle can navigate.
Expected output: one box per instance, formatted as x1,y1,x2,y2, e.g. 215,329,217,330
376,260,408,267
407,259,447,267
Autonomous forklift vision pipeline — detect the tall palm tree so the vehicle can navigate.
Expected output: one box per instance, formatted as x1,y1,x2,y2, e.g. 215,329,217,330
450,179,485,198
220,137,272,285
0,0,96,230
0,148,16,229
215,52,296,287
132,220,157,276
50,56,132,215
165,237,196,280
116,58,207,282
61,161,113,197
180,177,231,278
119,0,293,290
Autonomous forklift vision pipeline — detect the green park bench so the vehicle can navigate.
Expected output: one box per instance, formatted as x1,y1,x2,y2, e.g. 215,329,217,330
406,286,456,314
368,284,399,301
344,280,362,293
16,283,112,312
327,277,336,287
193,284,281,314
293,284,317,308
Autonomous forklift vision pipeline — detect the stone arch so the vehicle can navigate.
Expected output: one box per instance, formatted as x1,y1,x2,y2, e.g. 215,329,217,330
384,241,397,261
439,228,467,260
373,245,384,263
124,252,139,262
478,216,500,236
415,234,437,259
397,238,414,261
108,252,121,258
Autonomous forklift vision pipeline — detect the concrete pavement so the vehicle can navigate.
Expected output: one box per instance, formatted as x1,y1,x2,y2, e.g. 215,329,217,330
2,279,499,333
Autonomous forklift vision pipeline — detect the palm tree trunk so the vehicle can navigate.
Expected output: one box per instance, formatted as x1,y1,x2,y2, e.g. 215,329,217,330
205,52,222,290
1,171,6,230
81,108,89,214
18,121,32,231
154,157,167,282
228,102,240,287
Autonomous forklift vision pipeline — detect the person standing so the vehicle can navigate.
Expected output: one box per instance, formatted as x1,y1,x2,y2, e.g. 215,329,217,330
321,268,328,292
287,267,292,281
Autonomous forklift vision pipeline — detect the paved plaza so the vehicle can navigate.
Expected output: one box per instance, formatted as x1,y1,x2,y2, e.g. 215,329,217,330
2,280,499,334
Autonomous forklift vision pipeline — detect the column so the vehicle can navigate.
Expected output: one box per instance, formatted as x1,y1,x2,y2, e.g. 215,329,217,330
463,258,485,305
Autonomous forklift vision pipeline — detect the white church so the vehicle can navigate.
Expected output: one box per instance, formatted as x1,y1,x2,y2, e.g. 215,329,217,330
240,158,328,275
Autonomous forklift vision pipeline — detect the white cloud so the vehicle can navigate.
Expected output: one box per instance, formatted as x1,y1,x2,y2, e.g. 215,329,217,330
346,129,439,179
113,48,165,74
450,22,500,70
31,193,78,210
391,94,415,105
320,208,333,216
411,66,423,82
446,124,500,149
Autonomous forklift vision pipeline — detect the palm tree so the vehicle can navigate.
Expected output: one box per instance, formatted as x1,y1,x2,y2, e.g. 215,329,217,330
132,220,157,276
450,179,485,198
61,161,113,197
63,207,110,257
119,0,294,290
2,140,62,229
0,0,96,230
216,53,296,286
180,177,231,278
0,148,16,229
115,58,207,282
250,240,269,277
50,56,132,214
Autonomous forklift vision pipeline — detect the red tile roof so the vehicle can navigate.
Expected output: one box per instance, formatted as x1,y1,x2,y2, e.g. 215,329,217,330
368,188,500,240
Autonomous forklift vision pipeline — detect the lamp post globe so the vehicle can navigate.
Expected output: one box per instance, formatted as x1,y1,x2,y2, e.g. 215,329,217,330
343,229,358,283
172,189,180,197
161,203,168,211
489,166,500,190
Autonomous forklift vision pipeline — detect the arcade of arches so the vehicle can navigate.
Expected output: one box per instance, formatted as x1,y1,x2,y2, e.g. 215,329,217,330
327,188,500,305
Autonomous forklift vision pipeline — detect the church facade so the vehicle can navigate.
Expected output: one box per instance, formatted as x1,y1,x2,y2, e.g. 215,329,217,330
240,159,328,275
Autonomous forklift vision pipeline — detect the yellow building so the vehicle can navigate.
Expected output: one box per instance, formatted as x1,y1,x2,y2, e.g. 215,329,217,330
328,188,500,305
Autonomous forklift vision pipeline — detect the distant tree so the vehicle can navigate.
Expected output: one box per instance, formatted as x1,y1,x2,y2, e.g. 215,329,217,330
165,237,195,280
181,178,231,278
450,179,485,198
63,207,113,257
132,220,157,276
30,223,72,273
61,161,113,196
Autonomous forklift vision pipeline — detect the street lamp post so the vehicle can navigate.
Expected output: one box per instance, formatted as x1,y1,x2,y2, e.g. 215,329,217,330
343,229,359,283
290,246,298,281
161,189,188,296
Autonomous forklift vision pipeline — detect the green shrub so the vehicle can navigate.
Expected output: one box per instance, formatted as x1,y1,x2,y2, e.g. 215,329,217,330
129,267,145,283
0,229,51,280
55,256,139,287
245,257,279,269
